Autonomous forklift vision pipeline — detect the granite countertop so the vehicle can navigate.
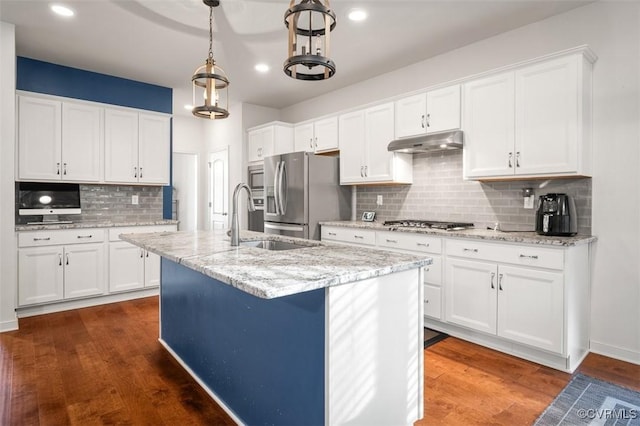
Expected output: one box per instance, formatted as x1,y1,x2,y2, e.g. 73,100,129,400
15,219,178,232
320,221,597,247
120,229,432,299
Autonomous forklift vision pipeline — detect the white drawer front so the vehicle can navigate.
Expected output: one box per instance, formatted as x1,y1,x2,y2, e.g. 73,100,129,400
446,238,564,270
321,226,376,246
377,231,442,254
423,255,442,286
424,284,442,320
109,225,177,241
19,229,105,247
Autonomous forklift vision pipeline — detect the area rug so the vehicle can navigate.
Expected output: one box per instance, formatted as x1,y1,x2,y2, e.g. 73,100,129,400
423,328,448,349
534,373,640,425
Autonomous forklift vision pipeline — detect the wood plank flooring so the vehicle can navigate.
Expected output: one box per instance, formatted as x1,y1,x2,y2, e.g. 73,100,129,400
1,296,638,425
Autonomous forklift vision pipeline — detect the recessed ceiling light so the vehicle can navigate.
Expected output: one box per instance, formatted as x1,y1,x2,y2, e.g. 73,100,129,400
255,63,270,73
184,104,194,110
348,9,367,22
50,4,75,17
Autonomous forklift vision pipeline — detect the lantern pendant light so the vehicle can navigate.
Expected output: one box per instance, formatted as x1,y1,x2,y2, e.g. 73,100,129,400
192,0,230,119
284,0,336,81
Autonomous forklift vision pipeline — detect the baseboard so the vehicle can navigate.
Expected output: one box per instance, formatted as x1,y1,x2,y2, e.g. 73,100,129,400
16,288,159,319
0,318,18,333
590,340,640,366
158,338,244,426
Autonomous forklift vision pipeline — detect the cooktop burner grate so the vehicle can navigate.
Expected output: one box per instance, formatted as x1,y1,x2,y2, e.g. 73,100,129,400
383,220,474,230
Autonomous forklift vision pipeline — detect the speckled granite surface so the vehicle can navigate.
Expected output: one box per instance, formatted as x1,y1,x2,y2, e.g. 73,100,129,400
15,219,178,232
120,230,432,299
320,221,596,247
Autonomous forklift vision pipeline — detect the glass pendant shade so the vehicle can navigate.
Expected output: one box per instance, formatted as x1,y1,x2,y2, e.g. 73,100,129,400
192,0,230,119
284,0,336,81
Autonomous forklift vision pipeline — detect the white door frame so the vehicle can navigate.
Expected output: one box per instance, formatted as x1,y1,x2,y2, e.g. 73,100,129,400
172,151,199,231
209,147,229,230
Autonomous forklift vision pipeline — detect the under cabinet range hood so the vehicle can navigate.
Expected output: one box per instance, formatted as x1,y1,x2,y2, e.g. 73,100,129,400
387,129,463,153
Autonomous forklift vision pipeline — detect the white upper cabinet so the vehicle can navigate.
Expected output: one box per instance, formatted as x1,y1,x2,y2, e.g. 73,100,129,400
18,96,102,182
294,116,339,153
339,102,412,185
463,49,594,180
394,84,461,139
247,122,293,163
105,109,170,185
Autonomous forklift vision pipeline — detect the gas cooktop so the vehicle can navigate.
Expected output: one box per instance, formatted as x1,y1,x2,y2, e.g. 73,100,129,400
383,220,474,231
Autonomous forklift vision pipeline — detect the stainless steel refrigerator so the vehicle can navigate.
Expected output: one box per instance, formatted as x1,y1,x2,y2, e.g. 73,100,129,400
263,151,351,240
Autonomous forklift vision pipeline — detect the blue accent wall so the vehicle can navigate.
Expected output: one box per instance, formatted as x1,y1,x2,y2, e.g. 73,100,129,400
161,259,326,425
16,57,172,113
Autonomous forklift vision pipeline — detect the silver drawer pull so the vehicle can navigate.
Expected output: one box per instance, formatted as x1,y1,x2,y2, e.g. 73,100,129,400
519,254,539,259
424,299,429,304
328,232,337,236
354,235,364,239
77,235,93,239
416,242,430,247
386,239,398,243
33,237,51,241
425,267,430,272
463,248,478,253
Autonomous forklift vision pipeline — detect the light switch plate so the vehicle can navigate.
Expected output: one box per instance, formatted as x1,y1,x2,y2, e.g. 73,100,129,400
132,195,139,205
376,195,383,206
524,195,535,209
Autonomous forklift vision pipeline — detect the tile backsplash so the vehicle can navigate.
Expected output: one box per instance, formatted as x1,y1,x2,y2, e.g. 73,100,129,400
357,150,592,235
15,184,164,224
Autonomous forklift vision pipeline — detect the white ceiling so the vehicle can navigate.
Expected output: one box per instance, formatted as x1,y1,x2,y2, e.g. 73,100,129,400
0,0,595,115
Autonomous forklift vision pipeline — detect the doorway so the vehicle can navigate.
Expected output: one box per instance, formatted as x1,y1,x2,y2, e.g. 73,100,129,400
172,152,198,231
209,148,229,230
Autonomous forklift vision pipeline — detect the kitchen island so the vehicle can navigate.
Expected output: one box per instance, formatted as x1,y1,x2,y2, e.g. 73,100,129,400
121,229,431,426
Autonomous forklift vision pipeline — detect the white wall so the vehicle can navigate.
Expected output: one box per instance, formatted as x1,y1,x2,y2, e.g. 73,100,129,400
0,22,17,331
282,2,640,364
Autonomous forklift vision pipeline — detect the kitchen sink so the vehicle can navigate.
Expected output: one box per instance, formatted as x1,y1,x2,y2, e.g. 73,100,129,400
239,240,309,251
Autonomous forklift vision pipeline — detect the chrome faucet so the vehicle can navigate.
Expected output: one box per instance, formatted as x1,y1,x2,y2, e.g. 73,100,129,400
230,183,256,246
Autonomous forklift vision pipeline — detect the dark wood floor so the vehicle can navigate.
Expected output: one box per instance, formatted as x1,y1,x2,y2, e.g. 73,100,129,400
1,297,638,425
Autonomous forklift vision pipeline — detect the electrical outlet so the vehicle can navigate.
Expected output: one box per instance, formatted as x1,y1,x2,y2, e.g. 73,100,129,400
132,195,139,205
376,195,383,206
524,195,535,209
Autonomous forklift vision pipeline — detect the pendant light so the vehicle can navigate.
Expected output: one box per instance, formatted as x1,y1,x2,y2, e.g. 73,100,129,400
192,0,229,119
284,0,336,81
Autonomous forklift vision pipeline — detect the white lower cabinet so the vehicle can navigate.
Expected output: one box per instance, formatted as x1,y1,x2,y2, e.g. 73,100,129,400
18,246,65,305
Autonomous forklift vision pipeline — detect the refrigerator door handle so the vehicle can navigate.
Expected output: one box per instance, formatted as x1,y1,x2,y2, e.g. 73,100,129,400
273,160,281,215
264,222,305,232
278,161,287,215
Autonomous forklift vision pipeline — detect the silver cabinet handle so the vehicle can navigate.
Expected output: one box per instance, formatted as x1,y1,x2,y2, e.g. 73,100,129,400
328,232,337,236
508,152,513,168
139,167,143,178
63,162,67,175
145,250,149,258
424,298,429,304
58,254,62,266
416,242,430,247
309,138,313,149
360,166,364,177
386,239,398,243
516,152,521,168
314,137,318,148
140,248,144,258
258,147,263,157
56,162,61,175
33,237,51,241
364,166,368,177
463,248,478,253
519,254,539,259
222,212,228,216
65,253,69,265
134,166,138,178
354,235,365,239
490,272,495,289
426,113,431,128
425,267,430,272
421,114,425,129
76,235,93,239
498,273,504,291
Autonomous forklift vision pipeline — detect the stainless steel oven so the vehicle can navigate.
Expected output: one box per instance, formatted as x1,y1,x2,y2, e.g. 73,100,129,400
248,164,265,232
248,164,264,192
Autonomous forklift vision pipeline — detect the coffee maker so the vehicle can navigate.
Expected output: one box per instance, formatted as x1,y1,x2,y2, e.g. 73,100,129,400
535,193,577,236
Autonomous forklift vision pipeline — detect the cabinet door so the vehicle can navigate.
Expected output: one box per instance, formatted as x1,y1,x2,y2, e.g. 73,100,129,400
18,246,64,305
108,241,144,292
138,113,170,184
424,284,442,320
294,123,314,153
463,72,515,179
62,102,102,182
338,110,366,184
18,96,62,180
445,258,497,334
364,102,395,182
313,116,338,152
105,108,139,183
247,129,263,163
497,265,564,353
261,126,275,158
426,84,461,133
515,56,579,176
273,125,294,156
144,250,161,287
64,243,106,299
395,93,427,139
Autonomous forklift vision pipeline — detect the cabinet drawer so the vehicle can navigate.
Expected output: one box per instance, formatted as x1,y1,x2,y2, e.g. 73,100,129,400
109,225,176,241
423,255,442,286
424,284,442,320
446,239,564,270
321,226,376,246
377,231,442,254
18,229,105,247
